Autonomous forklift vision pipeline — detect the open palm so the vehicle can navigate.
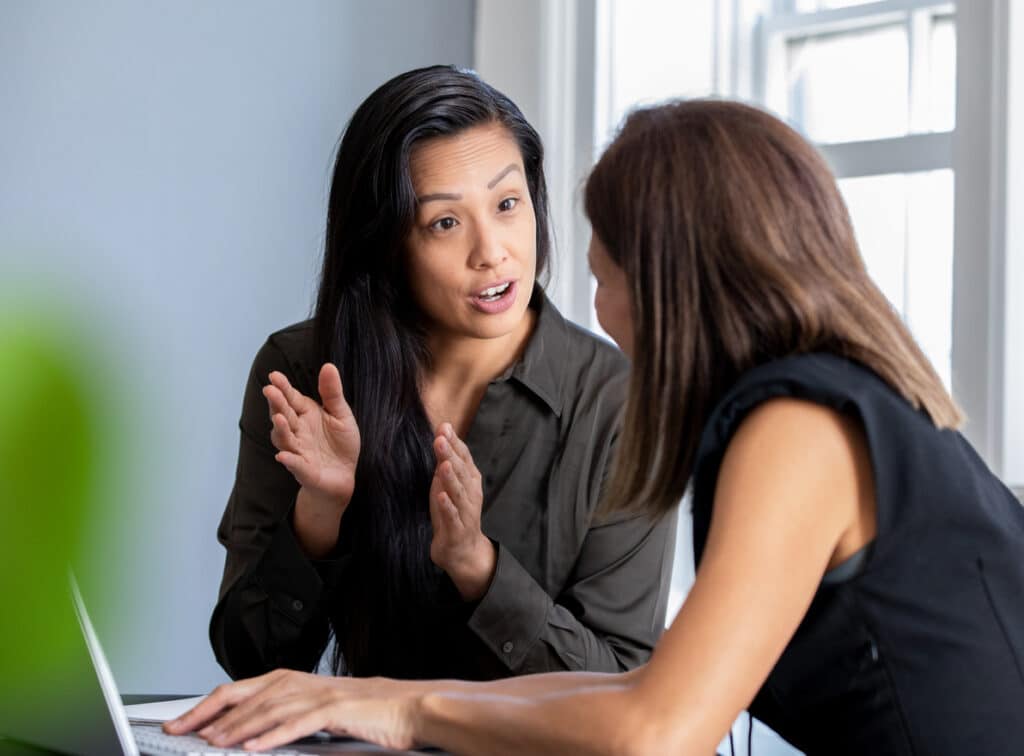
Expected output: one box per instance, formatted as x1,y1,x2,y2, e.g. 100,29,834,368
263,364,361,504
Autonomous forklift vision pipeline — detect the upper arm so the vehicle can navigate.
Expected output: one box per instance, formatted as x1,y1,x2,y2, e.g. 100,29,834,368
625,398,875,753
218,337,307,591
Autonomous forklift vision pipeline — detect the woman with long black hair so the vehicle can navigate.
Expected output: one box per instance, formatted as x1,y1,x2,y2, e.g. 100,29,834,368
207,66,676,684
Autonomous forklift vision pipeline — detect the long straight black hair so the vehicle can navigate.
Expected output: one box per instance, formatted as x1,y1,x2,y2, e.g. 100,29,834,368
313,65,551,677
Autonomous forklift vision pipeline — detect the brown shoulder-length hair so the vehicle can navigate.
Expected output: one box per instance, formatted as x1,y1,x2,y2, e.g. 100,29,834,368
585,99,963,518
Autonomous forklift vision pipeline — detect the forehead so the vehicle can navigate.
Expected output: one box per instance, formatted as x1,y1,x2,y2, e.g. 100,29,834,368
409,123,524,190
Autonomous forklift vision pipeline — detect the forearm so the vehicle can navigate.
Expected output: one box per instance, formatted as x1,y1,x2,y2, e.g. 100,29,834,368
366,668,633,705
453,667,638,698
468,524,669,674
291,487,348,559
414,683,642,756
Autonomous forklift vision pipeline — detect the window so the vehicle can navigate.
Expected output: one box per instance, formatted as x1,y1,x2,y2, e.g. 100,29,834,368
589,1,1024,488
590,0,720,344
760,0,957,386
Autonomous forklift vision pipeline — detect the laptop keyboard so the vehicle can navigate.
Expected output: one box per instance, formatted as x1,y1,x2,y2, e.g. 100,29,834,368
132,724,307,755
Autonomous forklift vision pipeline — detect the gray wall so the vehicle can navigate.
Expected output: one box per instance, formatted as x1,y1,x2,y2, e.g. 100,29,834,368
0,0,474,693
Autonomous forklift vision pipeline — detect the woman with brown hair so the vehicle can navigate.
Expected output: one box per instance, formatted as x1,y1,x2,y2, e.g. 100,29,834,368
170,99,1024,755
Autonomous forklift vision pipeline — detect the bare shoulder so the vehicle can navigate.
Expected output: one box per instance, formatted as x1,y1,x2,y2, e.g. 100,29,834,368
722,397,868,478
713,397,875,559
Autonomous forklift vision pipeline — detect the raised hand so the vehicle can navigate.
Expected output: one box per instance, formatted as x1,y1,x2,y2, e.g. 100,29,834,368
263,363,360,507
428,423,496,601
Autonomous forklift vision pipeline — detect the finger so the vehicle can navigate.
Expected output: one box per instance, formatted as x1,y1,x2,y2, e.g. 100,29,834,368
268,371,312,414
446,426,476,469
197,669,298,742
436,431,481,494
206,694,316,749
263,384,300,431
317,363,351,419
243,708,332,753
164,676,272,734
442,446,476,491
270,413,300,453
274,450,317,482
427,471,447,534
436,490,464,531
433,433,455,465
439,460,469,512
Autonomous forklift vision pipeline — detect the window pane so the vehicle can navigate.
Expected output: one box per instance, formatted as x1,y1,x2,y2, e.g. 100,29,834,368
787,24,909,142
608,0,714,130
929,15,956,131
795,0,878,11
838,170,954,386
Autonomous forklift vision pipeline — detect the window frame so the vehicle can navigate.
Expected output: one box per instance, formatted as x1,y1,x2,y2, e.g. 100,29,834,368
756,0,1018,485
475,0,1020,485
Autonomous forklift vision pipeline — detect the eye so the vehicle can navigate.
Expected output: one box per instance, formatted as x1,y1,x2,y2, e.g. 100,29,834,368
430,216,459,232
498,197,518,212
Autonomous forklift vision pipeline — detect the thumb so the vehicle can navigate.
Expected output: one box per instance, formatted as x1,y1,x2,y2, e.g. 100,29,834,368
318,363,350,418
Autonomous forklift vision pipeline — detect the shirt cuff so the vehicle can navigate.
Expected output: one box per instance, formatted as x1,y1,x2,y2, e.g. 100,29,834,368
467,541,552,670
250,511,350,626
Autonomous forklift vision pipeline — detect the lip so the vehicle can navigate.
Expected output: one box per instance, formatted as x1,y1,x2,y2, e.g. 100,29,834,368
469,278,518,315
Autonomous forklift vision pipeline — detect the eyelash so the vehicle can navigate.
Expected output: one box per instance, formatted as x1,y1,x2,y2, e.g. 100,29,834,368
428,196,520,233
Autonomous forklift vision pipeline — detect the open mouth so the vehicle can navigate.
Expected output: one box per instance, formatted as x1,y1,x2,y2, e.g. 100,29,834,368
477,281,512,302
470,279,518,314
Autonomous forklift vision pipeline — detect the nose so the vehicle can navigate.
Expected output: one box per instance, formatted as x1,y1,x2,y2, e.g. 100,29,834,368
468,218,508,270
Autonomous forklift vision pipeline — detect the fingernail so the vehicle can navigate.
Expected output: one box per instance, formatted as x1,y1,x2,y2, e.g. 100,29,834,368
438,438,449,453
444,424,454,439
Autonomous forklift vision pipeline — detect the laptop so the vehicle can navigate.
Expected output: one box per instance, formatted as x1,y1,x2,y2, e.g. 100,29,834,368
0,575,407,755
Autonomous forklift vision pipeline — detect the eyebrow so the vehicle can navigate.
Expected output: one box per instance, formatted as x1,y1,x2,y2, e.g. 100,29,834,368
416,164,523,204
487,163,520,189
417,192,461,204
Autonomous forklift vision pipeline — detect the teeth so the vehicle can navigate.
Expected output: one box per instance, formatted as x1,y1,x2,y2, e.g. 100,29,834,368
481,282,510,298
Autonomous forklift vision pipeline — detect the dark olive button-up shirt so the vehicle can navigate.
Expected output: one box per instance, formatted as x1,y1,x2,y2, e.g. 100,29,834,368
210,293,676,681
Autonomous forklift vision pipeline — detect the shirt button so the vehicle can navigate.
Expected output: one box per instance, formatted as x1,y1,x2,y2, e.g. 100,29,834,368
291,599,304,612
502,641,514,654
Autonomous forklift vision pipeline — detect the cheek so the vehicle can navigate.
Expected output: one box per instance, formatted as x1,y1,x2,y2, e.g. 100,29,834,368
408,238,459,286
595,288,633,353
594,288,617,335
404,243,459,320
519,217,538,272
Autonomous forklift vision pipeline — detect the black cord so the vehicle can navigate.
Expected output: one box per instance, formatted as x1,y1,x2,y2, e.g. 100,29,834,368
729,727,735,756
747,712,754,755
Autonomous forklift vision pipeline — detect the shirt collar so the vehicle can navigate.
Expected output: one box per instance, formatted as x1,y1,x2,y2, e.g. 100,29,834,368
496,286,568,417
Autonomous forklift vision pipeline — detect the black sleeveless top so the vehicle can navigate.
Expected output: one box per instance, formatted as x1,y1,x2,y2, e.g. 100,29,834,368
690,353,1024,756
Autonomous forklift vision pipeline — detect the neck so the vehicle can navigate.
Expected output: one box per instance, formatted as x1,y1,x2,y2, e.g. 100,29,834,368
426,307,537,387
421,307,537,434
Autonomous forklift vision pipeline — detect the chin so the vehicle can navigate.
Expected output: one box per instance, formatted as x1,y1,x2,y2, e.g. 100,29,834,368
470,314,524,340
467,302,530,340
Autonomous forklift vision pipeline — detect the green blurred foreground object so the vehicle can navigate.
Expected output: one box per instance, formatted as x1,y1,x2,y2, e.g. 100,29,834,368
0,312,117,701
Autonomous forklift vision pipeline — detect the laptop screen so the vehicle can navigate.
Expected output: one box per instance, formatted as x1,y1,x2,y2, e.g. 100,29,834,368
0,574,132,756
